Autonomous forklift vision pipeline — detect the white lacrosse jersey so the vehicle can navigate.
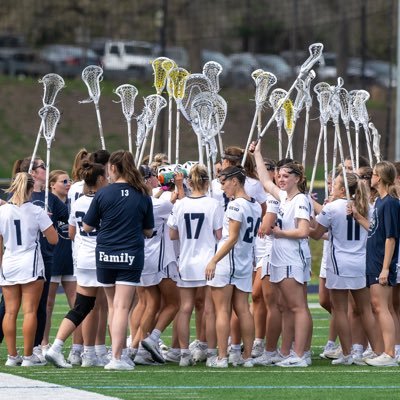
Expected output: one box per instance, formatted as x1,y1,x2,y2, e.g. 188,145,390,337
68,180,84,207
143,197,176,275
317,198,369,277
270,191,311,268
0,203,52,283
168,196,223,281
216,197,261,279
68,194,97,270
254,193,279,258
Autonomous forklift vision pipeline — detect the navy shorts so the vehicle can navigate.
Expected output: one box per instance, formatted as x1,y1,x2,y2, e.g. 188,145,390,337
366,271,397,288
96,267,143,285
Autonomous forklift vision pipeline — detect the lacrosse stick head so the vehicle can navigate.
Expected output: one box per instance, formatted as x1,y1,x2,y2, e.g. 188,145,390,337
114,84,138,122
269,88,288,124
282,99,295,136
80,65,103,104
202,61,223,94
369,122,381,163
303,70,315,108
329,90,341,124
354,90,370,127
152,57,173,95
180,73,213,122
38,105,60,145
251,69,264,83
349,90,362,126
135,108,147,147
316,90,331,125
169,67,190,104
39,73,65,106
162,59,177,97
143,94,168,131
313,82,331,95
339,88,351,126
255,72,277,109
293,78,305,117
299,43,324,76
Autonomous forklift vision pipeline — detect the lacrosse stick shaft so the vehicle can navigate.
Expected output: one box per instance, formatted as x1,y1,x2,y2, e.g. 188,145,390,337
175,109,180,164
285,135,294,159
278,125,283,160
309,125,324,194
127,121,132,154
363,124,373,167
259,79,298,139
137,133,149,167
95,103,106,150
218,132,224,160
44,145,51,213
242,111,259,167
345,125,355,170
149,123,157,164
205,142,213,197
302,105,310,168
28,123,43,173
335,123,350,201
197,134,204,165
355,126,360,170
167,96,173,162
332,125,338,182
323,124,329,199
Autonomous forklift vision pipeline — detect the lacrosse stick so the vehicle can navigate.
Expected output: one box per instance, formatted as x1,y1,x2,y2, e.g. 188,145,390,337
80,65,105,150
329,79,343,182
258,43,323,139
135,108,147,164
29,73,65,174
162,59,177,162
169,67,189,164
114,84,138,154
301,70,315,169
283,99,295,159
137,94,168,166
355,90,373,166
269,88,287,160
203,61,223,94
339,87,355,170
370,122,381,163
349,90,362,170
38,105,60,211
242,70,277,166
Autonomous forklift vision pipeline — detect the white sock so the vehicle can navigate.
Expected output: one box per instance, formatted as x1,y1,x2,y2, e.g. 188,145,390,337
254,338,264,345
326,340,335,347
170,348,180,354
231,344,241,352
207,348,217,356
84,346,96,357
95,344,107,357
149,329,161,342
72,344,83,353
52,339,64,353
352,344,364,353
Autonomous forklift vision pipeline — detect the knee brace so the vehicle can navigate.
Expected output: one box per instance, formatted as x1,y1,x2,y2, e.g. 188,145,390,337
65,293,96,327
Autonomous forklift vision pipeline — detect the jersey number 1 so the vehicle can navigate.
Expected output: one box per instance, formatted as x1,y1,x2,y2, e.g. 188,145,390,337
346,215,360,241
14,219,22,245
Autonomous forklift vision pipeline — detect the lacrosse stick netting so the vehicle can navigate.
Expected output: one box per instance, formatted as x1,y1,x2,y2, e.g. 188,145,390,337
283,99,295,158
40,73,65,106
114,84,138,153
39,105,60,212
301,70,316,168
269,88,287,160
80,65,105,150
369,122,382,163
203,61,223,94
153,57,173,95
355,89,373,166
338,87,355,170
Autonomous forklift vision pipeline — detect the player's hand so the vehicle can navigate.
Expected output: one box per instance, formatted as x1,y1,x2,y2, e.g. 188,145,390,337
205,261,217,280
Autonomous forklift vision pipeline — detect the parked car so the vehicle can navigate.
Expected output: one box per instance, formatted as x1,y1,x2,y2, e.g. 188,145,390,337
201,49,232,85
228,52,258,87
0,33,27,75
254,54,292,82
365,59,396,87
40,44,100,77
153,45,189,68
5,49,52,77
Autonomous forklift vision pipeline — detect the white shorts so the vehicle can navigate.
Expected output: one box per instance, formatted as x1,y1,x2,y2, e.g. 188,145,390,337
269,263,309,285
326,269,366,290
260,254,271,279
140,272,162,287
50,274,77,284
159,262,179,283
177,279,206,288
75,268,104,288
319,262,327,279
0,276,44,286
207,273,252,293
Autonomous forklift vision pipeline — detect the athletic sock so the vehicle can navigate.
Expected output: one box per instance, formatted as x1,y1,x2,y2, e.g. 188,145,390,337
149,329,161,343
254,338,264,345
199,341,208,349
72,344,83,353
52,339,64,353
84,346,96,357
231,344,241,352
95,344,107,357
170,348,180,354
181,349,191,356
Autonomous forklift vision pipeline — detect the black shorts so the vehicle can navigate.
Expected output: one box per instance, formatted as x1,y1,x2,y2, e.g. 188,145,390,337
366,271,397,288
96,267,142,285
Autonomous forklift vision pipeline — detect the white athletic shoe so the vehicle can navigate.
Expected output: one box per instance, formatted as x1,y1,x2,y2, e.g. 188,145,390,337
33,346,46,363
122,354,135,367
236,356,254,368
81,353,99,368
159,339,169,352
207,356,228,368
251,341,265,358
21,354,47,367
41,343,51,357
5,354,23,367
45,348,72,368
191,342,207,363
141,337,165,364
104,358,134,371
228,350,242,366
332,354,354,365
189,339,200,351
134,351,162,366
271,350,291,364
164,349,181,363
319,343,339,359
96,353,110,367
304,350,312,366
179,352,195,367
67,349,82,366
365,352,398,367
322,345,342,360
276,353,308,368
253,351,277,366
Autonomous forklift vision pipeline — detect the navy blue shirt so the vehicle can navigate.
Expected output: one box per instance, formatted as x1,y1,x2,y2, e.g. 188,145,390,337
366,195,400,276
83,183,154,270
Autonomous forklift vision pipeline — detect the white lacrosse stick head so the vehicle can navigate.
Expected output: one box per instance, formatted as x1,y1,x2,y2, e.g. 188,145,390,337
313,82,331,95
114,84,138,122
203,61,223,94
135,108,147,147
38,105,60,145
180,73,213,122
293,78,306,118
354,90,370,126
143,94,168,132
339,88,351,127
269,88,287,126
39,73,65,106
303,70,315,108
329,89,341,125
369,122,381,163
349,90,362,126
255,71,277,109
251,69,264,83
80,65,103,104
299,43,324,76
316,89,331,125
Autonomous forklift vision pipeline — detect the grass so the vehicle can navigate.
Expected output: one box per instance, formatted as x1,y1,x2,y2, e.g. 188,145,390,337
1,293,399,400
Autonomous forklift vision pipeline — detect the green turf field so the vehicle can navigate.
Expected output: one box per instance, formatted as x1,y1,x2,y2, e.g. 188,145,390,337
1,293,399,400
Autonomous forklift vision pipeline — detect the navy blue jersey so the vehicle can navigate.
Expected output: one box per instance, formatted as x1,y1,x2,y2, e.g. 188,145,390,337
83,183,154,270
366,195,400,276
52,198,73,276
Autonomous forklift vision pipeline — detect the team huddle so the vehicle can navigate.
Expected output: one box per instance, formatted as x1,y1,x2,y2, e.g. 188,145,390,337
0,140,400,370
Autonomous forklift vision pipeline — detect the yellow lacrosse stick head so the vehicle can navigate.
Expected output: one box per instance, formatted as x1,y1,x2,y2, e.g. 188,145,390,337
162,59,177,97
169,67,189,101
282,99,294,136
152,57,171,95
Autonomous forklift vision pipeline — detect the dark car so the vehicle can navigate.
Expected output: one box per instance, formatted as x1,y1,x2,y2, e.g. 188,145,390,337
6,49,52,77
